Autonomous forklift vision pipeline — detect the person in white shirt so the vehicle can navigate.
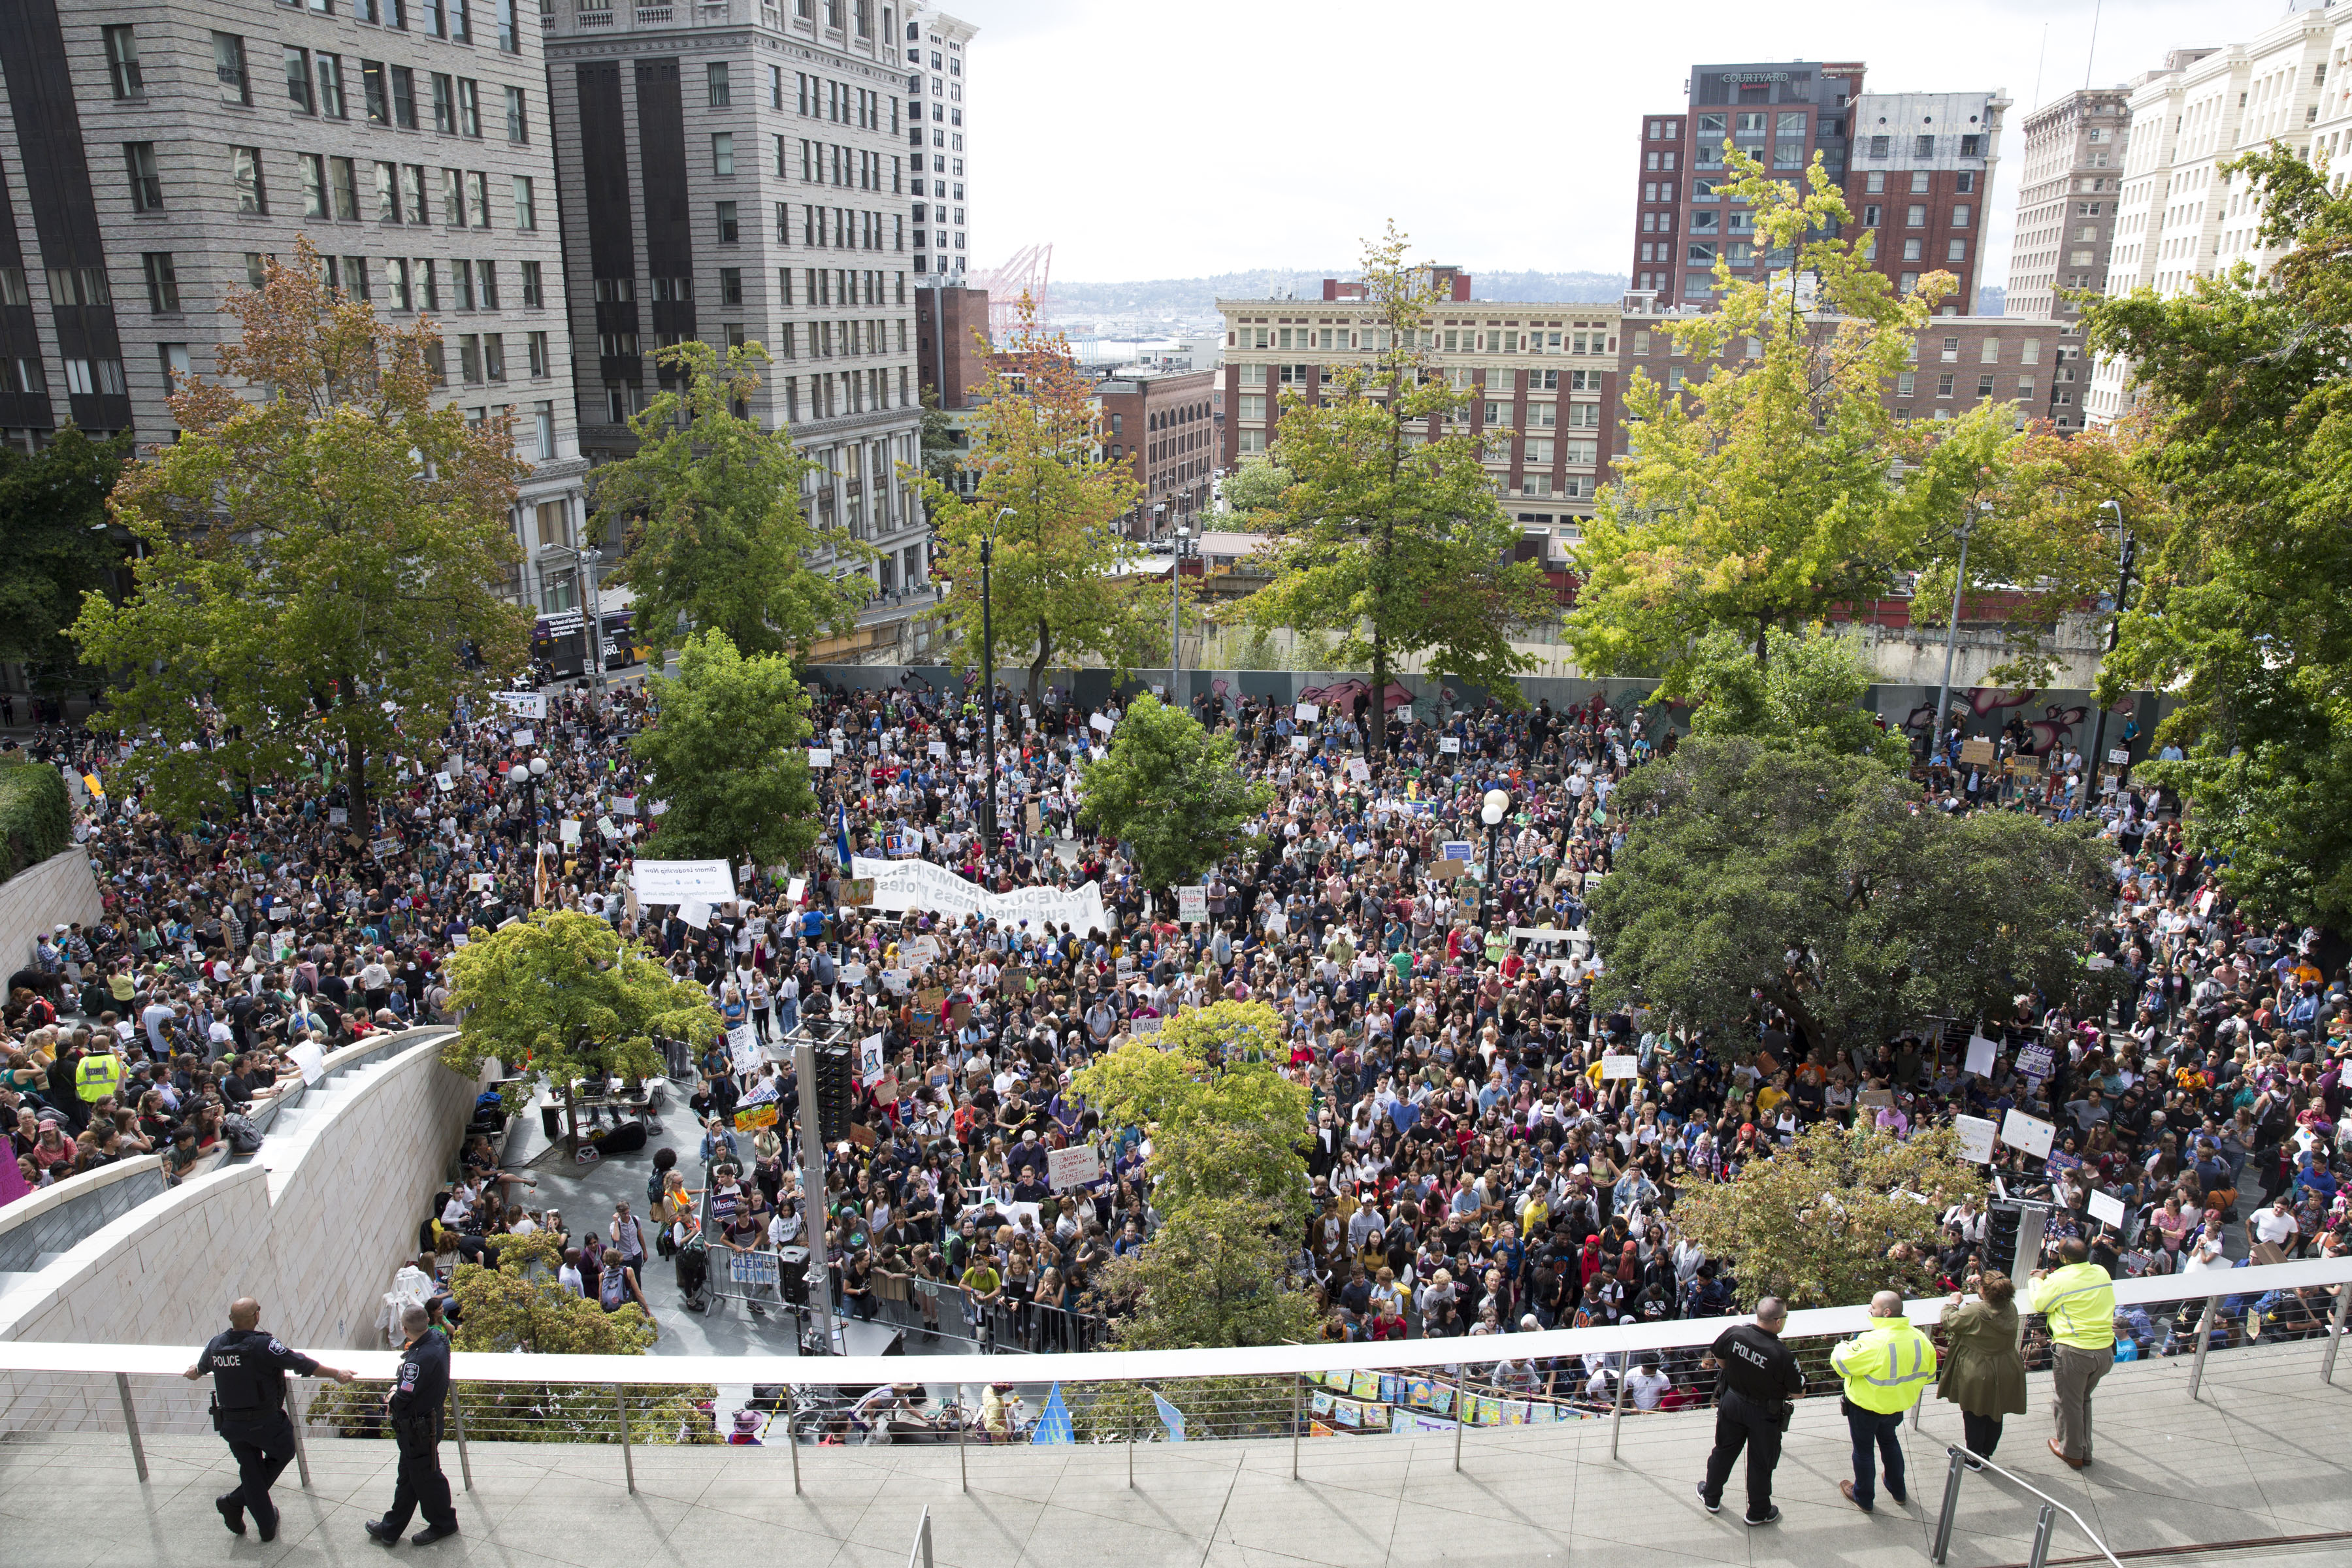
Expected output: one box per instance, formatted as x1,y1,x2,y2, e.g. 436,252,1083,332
1624,1358,1671,1410
2251,1198,2300,1260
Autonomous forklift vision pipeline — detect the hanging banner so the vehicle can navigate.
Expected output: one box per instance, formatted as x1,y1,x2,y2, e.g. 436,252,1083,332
632,859,738,904
1047,1145,1102,1190
850,856,1110,934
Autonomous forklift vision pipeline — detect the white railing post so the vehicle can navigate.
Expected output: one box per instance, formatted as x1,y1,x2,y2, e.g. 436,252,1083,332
2325,1284,2352,1386
114,1373,147,1483
614,1384,635,1493
2187,1298,2219,1401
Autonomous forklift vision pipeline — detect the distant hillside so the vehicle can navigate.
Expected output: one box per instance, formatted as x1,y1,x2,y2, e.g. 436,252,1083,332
1047,269,1629,319
1975,284,2007,316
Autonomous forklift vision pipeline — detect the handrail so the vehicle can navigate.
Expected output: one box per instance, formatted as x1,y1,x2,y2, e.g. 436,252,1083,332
1931,1443,2123,1568
4,1252,2347,1388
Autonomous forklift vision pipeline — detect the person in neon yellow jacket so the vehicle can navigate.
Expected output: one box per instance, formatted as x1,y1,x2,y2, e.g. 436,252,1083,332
1831,1290,1938,1513
2025,1236,2115,1468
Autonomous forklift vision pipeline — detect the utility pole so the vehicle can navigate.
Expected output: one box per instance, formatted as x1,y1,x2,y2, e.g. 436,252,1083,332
2085,498,2136,803
792,1039,838,1356
1932,502,1987,765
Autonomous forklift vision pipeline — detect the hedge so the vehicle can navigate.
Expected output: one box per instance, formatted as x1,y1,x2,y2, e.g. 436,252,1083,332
0,759,71,885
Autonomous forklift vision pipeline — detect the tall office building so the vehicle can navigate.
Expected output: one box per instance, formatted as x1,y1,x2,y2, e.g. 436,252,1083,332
903,0,971,283
2004,87,2131,325
1631,62,2006,316
0,0,585,608
2089,8,2334,427
544,0,973,599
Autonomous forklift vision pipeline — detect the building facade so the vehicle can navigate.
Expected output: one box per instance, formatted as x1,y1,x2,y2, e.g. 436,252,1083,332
2088,12,2333,427
1217,287,1622,557
1630,62,2005,316
0,0,585,611
544,0,971,600
2004,86,2131,330
1095,366,1215,537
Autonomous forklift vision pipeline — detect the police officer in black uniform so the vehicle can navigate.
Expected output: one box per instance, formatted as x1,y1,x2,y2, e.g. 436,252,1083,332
184,1296,357,1541
367,1302,461,1546
1695,1295,1805,1526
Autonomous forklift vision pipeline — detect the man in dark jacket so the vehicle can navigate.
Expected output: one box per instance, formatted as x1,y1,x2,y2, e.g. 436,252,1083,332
186,1297,356,1541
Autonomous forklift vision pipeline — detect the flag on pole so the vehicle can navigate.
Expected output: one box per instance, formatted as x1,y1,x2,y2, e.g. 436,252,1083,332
835,800,853,865
1152,1391,1186,1442
1031,1383,1073,1445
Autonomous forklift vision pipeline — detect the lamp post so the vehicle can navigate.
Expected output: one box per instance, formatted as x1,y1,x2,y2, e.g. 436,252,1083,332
524,754,549,906
2085,498,2137,802
979,506,1011,853
1169,525,1195,711
1932,501,1989,766
1478,787,1511,934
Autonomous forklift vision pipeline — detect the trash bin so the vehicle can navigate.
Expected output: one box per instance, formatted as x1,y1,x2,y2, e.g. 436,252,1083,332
540,1100,563,1139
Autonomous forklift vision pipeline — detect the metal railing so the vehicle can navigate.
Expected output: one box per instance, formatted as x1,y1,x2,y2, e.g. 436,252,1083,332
1930,1443,2122,1568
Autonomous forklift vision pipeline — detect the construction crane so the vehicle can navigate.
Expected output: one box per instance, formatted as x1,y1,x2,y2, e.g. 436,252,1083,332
966,243,1053,341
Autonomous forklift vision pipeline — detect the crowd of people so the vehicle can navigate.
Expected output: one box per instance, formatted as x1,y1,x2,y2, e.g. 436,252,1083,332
5,671,2349,1414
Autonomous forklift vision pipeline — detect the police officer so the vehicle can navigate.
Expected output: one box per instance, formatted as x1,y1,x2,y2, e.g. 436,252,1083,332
367,1302,461,1546
1831,1290,1939,1513
2025,1235,2117,1469
1695,1296,1804,1526
184,1296,357,1541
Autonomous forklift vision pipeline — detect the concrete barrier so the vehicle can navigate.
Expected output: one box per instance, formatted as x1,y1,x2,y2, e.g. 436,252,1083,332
0,845,102,979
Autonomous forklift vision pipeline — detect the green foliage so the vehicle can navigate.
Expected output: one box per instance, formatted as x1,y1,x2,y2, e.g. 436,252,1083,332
917,388,964,490
629,629,819,872
1077,694,1270,893
1590,737,2114,1063
1673,1121,1987,1309
0,760,71,884
1241,224,1558,745
1219,459,1292,517
0,426,126,683
594,338,867,663
439,909,720,1112
1677,627,1910,768
1086,1196,1326,1352
2082,143,2352,924
70,238,531,826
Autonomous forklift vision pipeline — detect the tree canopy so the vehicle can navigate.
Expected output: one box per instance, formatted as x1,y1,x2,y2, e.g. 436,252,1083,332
593,338,867,663
628,629,821,873
1076,694,1270,894
0,426,127,687
1676,626,1909,768
1239,223,1558,748
71,236,531,826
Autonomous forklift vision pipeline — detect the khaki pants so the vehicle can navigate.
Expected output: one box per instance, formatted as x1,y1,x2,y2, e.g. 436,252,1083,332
2051,1341,2113,1463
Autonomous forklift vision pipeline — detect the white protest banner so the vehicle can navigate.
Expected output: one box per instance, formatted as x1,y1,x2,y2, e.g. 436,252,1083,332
632,859,738,904
512,728,535,747
494,691,547,719
1965,1034,1999,1077
1177,886,1208,924
786,877,806,904
1348,758,1371,782
928,740,947,757
1999,1108,2057,1160
1047,1145,1102,1191
1089,713,1113,734
559,819,581,845
327,808,348,826
1440,840,1476,864
1296,702,1320,723
597,816,618,840
468,873,493,891
2087,1189,2127,1229
2107,748,2130,765
860,1032,886,1083
1953,1114,1999,1165
2014,1042,2055,1081
727,1024,760,1075
851,855,1111,934
807,747,833,769
1290,734,1310,753
612,795,638,817
1439,736,1462,754
289,1039,327,1086
1600,1054,1639,1080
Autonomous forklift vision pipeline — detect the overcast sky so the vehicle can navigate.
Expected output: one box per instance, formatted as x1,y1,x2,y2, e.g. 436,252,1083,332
950,0,2274,288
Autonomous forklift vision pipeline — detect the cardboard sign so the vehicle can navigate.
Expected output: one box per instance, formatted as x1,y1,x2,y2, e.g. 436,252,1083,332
1959,738,1997,765
808,747,833,768
928,740,948,757
729,1252,781,1286
512,727,536,747
1177,886,1208,923
1964,1034,1999,1077
1295,702,1320,723
1953,1114,1999,1165
1999,1107,2057,1160
1090,713,1114,735
2106,748,2130,765
1599,1054,1639,1080
1026,802,1043,832
560,818,581,845
1047,1145,1102,1190
1431,858,1468,880
2087,1188,2127,1228
839,877,876,906
1858,1088,1895,1109
1439,737,1462,754
369,836,404,860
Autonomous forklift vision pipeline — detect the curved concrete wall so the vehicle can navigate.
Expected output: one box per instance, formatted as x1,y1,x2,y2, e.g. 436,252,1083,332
0,1028,485,1434
0,845,103,977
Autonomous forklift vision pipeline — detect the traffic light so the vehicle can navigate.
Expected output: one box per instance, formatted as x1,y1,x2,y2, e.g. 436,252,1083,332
812,1041,857,1141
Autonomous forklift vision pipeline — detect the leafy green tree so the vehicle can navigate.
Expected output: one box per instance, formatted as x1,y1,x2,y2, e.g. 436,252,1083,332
1673,1122,1987,1309
0,427,126,686
2083,144,2352,923
917,387,964,490
438,909,720,1113
1590,737,2114,1063
915,294,1155,702
594,338,867,663
1077,694,1270,895
1677,626,1910,768
629,629,820,872
71,237,531,826
1219,458,1292,517
1239,224,1557,750
1088,1196,1324,1352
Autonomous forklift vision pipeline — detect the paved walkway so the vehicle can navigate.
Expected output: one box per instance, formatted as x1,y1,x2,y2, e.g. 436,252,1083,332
5,1339,2350,1568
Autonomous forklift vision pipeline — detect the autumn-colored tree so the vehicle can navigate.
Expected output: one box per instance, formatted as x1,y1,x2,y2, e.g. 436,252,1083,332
593,338,867,663
71,236,531,826
1239,224,1557,749
913,294,1158,702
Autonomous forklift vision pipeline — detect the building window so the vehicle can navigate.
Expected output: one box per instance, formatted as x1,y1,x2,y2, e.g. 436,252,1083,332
521,259,543,306
1976,374,1995,399
104,25,144,99
316,54,346,117
458,78,481,137
719,266,742,304
391,65,417,128
534,400,555,459
512,174,536,229
1951,203,1972,228
1948,239,1968,262
159,342,191,389
214,33,251,105
1897,370,1915,397
123,142,163,212
1936,373,1955,398
711,131,734,175
715,201,739,242
284,46,314,114
466,171,489,227
707,61,730,106
527,330,548,376
1910,171,1930,193
232,146,268,214
141,253,180,312
506,85,527,142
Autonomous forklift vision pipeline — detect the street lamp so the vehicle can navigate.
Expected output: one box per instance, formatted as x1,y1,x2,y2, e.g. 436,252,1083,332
979,506,1011,852
1169,525,1196,710
525,754,549,906
2086,498,2137,799
1479,787,1511,934
1931,500,1989,767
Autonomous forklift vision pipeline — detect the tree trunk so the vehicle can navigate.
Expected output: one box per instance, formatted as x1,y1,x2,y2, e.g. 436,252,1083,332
346,727,370,832
1027,617,1053,710
1371,627,1388,757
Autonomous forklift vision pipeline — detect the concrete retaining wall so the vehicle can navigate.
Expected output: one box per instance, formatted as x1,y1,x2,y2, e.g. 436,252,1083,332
0,845,103,978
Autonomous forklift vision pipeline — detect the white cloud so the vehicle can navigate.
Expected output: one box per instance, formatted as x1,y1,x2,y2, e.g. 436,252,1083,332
949,0,2263,289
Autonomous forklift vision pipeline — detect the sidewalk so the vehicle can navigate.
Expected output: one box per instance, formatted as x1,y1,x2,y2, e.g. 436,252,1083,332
4,1337,2346,1567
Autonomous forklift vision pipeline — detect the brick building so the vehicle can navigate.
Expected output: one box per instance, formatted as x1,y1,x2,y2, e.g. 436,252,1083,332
913,280,985,406
1095,366,1215,538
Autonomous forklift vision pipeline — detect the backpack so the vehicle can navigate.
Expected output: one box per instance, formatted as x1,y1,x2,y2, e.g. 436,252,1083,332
222,1113,265,1154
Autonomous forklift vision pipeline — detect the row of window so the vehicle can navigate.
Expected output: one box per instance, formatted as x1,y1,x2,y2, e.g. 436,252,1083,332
271,0,523,50
199,31,525,141
593,265,905,309
1857,203,1974,229
604,363,910,427
1895,371,2040,400
199,142,535,232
